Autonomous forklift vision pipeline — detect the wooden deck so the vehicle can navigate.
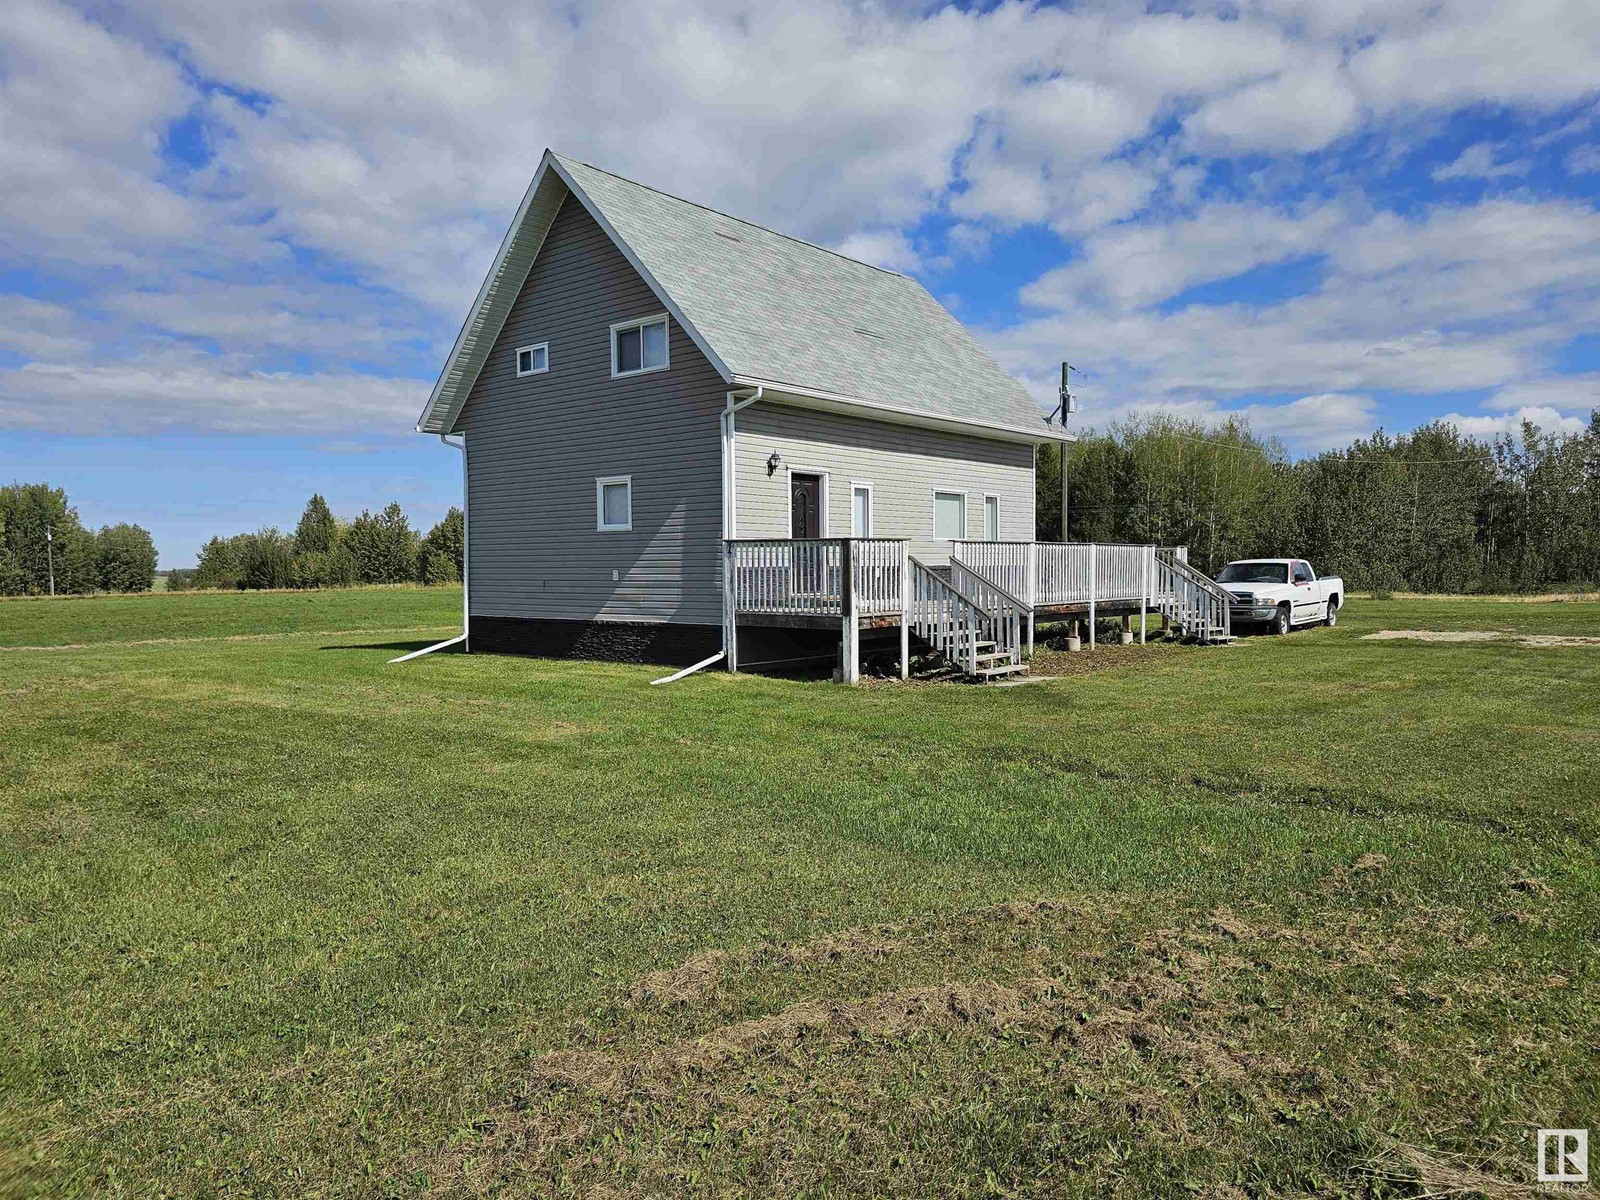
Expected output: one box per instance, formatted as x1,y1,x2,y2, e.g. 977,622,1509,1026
723,538,1233,683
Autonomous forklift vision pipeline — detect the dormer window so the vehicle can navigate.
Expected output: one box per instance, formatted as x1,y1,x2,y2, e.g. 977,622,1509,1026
610,315,668,378
516,344,548,377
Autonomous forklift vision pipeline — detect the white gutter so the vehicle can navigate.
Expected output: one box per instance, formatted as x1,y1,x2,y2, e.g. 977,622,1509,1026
390,433,470,664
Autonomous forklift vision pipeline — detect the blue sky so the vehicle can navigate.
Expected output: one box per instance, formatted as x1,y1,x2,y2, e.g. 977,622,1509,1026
1,1,1597,566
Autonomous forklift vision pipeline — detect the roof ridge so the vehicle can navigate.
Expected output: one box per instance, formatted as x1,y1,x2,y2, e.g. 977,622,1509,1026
551,151,910,279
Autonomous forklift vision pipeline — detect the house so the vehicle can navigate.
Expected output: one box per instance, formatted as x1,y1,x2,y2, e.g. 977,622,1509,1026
415,150,1231,681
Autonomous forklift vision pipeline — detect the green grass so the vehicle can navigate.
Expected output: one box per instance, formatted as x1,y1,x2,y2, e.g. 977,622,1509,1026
1,589,1596,1196
0,584,462,646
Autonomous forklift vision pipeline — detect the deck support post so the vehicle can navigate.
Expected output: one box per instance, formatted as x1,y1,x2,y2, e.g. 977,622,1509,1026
1140,544,1150,644
841,538,860,684
1088,548,1097,650
899,541,910,679
723,541,739,672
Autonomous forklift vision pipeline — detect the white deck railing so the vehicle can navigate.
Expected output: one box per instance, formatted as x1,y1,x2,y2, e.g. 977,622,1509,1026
726,538,906,617
950,541,1158,607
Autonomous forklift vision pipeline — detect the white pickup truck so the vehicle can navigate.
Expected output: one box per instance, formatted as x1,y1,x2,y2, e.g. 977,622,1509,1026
1215,559,1344,635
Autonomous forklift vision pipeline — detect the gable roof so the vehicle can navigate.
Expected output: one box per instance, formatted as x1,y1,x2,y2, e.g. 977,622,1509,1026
418,150,1053,442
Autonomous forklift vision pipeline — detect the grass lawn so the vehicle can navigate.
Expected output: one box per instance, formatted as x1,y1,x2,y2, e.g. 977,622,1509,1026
1,588,1596,1197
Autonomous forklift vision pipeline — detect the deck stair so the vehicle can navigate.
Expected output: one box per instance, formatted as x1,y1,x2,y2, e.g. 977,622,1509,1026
908,555,1026,680
1152,550,1234,644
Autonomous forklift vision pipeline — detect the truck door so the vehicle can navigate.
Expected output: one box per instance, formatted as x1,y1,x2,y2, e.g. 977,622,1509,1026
1291,561,1316,622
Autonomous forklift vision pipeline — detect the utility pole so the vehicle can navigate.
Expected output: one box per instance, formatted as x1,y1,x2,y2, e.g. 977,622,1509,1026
45,524,55,596
1056,362,1079,542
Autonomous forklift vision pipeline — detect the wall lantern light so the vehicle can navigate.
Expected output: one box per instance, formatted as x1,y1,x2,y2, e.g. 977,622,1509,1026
766,452,783,476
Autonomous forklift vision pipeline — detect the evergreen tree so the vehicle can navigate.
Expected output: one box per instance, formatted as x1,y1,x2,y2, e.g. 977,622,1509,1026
293,494,339,556
345,503,418,584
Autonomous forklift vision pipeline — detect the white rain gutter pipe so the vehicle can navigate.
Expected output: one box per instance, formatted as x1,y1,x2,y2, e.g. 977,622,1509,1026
389,433,469,664
653,387,763,686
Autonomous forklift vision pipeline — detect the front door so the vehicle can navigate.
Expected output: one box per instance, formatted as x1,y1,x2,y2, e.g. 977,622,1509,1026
791,473,822,539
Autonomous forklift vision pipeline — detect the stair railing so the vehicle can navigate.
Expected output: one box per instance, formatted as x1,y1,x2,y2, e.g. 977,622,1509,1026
948,559,1026,668
1154,550,1232,641
907,556,999,675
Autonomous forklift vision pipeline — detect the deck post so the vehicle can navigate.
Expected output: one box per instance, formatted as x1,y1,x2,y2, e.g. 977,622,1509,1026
899,541,910,679
723,541,738,671
1088,545,1097,650
841,538,859,684
1140,544,1150,644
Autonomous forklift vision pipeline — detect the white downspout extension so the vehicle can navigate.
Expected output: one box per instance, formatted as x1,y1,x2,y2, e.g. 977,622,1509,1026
389,433,468,664
654,386,761,685
721,387,761,668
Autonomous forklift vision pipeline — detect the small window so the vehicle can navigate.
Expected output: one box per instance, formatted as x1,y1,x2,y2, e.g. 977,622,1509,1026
515,343,548,377
933,490,966,540
983,494,1000,541
851,484,873,537
611,315,669,378
596,475,632,532
1293,562,1313,584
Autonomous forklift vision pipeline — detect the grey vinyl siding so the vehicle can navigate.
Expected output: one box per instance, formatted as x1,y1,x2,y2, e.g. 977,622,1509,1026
458,194,725,625
732,402,1035,561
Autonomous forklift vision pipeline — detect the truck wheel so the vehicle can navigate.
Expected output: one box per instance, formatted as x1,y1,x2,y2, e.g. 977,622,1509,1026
1325,597,1339,628
1272,605,1291,635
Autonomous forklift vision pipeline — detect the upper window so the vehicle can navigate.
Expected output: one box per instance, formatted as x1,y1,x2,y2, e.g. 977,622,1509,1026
596,475,632,532
983,494,1000,541
933,490,966,540
851,484,873,537
515,343,548,377
611,315,669,378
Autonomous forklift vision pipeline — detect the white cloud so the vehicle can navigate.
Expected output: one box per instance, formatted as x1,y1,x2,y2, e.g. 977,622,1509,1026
833,230,922,273
1440,406,1589,439
1482,374,1600,415
0,359,425,434
2,0,1599,440
1431,142,1531,181
1184,57,1361,154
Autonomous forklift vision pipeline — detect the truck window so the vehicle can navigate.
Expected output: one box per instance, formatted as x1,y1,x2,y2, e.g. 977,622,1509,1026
1292,562,1313,584
1218,562,1289,584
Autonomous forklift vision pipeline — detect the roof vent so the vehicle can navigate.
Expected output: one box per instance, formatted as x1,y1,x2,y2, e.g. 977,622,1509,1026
853,326,884,340
713,229,743,243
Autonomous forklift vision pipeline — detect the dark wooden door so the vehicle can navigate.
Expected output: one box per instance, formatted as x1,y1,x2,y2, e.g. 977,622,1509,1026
791,474,821,539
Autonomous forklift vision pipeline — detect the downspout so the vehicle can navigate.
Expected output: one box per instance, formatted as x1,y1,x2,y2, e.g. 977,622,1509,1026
652,385,761,685
389,433,469,663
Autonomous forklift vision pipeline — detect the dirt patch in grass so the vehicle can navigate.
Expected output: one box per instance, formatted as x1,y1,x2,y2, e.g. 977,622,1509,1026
1363,629,1600,647
417,894,1573,1198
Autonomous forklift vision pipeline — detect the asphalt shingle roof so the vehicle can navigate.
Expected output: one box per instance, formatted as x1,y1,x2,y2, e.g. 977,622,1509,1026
554,154,1050,437
420,151,1053,439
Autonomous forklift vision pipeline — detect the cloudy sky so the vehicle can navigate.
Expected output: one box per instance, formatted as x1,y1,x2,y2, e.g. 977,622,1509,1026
2,0,1598,565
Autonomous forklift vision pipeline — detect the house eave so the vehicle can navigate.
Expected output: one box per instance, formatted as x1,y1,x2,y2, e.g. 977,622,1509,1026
728,375,1066,445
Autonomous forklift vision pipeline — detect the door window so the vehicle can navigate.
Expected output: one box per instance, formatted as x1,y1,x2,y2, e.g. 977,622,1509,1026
1293,562,1313,584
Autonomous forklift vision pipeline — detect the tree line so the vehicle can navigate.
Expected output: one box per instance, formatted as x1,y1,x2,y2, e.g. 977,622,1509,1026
1037,410,1600,593
0,483,158,595
172,496,462,591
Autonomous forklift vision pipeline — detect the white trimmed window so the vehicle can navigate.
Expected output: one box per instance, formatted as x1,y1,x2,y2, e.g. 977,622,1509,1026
851,483,873,537
596,476,632,532
984,494,1000,540
933,490,966,540
611,315,669,377
515,343,548,377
